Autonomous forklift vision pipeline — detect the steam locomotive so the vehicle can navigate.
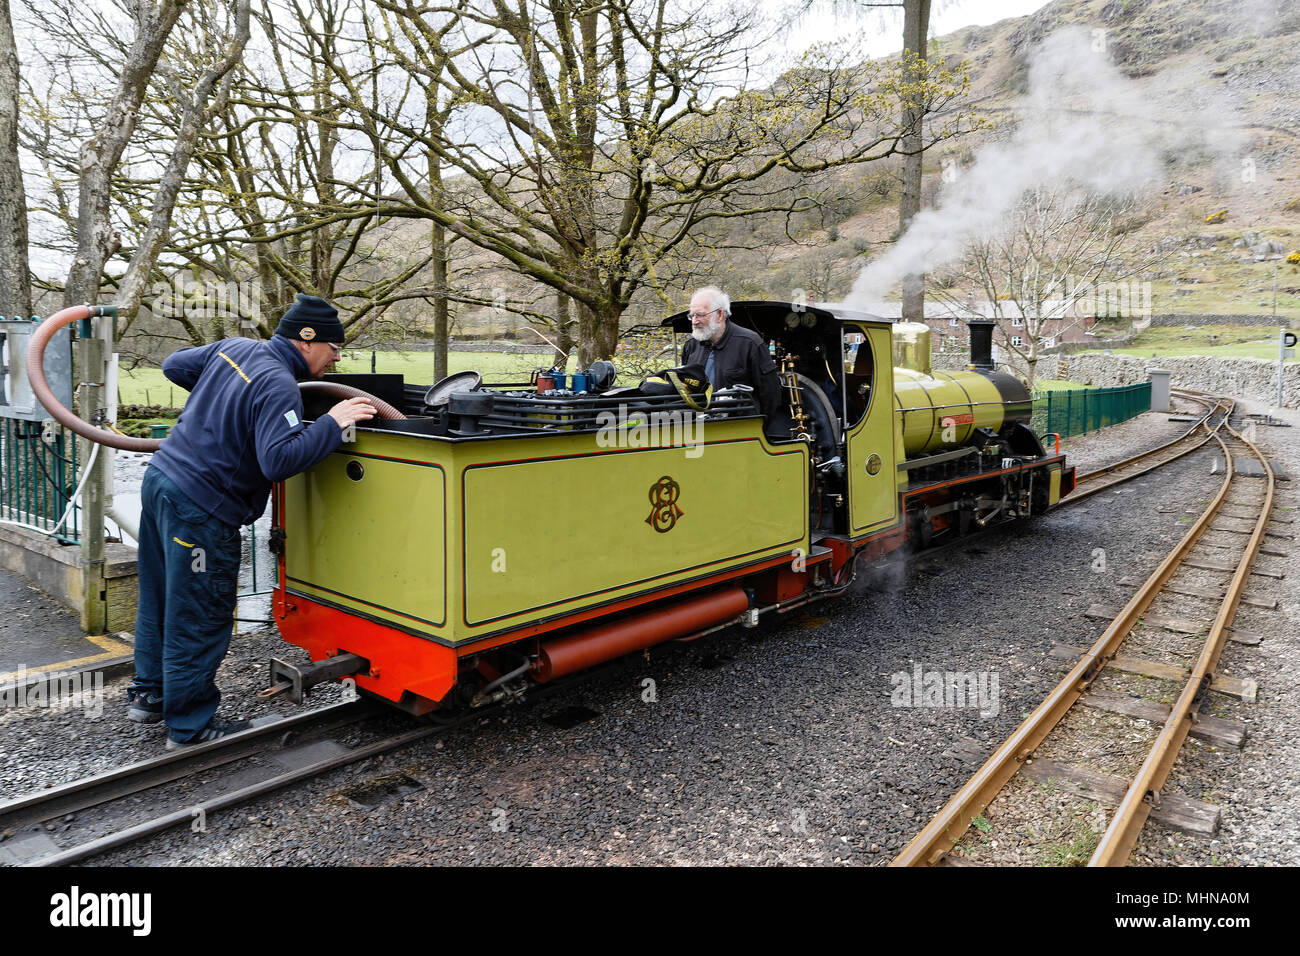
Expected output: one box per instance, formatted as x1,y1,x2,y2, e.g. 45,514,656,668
268,301,1075,713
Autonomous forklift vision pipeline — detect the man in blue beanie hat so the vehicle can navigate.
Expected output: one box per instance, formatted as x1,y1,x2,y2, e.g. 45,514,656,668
126,293,377,748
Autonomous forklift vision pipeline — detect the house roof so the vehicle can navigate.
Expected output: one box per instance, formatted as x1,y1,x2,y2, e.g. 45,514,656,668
854,300,1082,321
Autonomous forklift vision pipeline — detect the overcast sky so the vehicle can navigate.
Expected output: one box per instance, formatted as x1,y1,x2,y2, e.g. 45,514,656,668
768,0,1054,57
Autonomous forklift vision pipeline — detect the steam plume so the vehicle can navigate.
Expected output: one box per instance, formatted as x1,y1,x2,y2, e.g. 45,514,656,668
849,26,1246,306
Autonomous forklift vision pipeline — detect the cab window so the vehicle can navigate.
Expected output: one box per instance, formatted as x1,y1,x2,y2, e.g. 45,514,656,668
842,325,875,429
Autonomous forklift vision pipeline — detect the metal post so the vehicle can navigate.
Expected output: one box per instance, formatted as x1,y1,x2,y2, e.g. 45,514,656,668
1272,262,1279,321
76,333,107,633
1279,327,1287,410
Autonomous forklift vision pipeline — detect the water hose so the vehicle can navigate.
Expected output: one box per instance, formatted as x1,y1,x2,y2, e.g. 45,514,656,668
25,305,404,454
297,380,405,420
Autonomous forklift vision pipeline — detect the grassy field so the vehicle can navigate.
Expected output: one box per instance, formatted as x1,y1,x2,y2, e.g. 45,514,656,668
117,349,546,407
1083,323,1298,362
1033,378,1089,391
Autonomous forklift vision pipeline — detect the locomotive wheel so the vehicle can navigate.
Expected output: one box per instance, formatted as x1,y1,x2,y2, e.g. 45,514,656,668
957,500,975,536
911,505,933,549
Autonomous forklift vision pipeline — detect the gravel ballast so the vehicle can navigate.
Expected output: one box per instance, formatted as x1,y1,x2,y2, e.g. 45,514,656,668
2,396,1293,866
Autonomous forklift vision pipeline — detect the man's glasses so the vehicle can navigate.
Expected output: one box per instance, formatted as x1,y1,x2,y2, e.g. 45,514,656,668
320,342,343,358
689,309,720,320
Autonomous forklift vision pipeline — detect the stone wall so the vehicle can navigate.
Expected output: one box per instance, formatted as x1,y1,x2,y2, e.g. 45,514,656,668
1149,314,1285,327
1042,333,1136,354
1041,354,1300,408
924,351,1298,408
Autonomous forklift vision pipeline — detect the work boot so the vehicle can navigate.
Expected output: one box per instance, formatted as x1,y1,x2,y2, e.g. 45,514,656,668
126,689,164,724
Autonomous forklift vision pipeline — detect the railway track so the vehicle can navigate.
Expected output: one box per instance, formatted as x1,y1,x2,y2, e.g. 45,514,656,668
892,413,1278,867
0,666,607,866
0,696,505,866
0,699,400,865
1063,391,1232,503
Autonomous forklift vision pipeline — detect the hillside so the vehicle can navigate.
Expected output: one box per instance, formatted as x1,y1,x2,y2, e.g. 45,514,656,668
759,0,1300,322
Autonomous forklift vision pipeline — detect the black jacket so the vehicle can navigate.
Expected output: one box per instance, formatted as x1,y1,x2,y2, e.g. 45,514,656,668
682,320,781,418
153,336,341,526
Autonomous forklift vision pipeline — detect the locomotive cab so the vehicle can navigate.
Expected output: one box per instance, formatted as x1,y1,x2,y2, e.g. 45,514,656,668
659,302,902,541
659,303,1075,550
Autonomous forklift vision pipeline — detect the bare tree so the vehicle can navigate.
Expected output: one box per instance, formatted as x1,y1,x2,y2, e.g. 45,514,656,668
62,0,186,306
115,1,252,321
931,187,1160,388
18,0,253,323
0,0,30,318
299,0,977,362
128,0,438,351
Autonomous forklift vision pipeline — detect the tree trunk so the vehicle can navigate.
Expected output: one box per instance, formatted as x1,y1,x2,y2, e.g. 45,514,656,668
0,0,30,319
587,306,620,365
63,0,184,307
116,1,251,325
900,0,931,324
553,292,576,366
423,80,453,380
432,219,448,381
311,109,336,294
428,145,448,380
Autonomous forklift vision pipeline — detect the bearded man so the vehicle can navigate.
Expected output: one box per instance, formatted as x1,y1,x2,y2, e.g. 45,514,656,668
680,286,780,418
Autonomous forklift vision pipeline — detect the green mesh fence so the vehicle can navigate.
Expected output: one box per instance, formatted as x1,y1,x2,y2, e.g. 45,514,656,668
1031,382,1152,440
0,418,80,543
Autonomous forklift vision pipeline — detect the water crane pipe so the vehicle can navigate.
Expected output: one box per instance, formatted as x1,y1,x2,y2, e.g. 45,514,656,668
25,305,404,455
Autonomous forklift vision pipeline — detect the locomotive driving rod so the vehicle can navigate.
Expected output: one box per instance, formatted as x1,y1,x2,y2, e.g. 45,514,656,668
25,304,405,454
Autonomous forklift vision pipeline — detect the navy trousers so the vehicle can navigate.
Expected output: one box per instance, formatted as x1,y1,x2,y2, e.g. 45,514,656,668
129,467,242,742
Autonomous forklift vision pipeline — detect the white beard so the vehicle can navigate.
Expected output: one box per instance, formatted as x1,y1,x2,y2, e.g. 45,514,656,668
690,315,724,342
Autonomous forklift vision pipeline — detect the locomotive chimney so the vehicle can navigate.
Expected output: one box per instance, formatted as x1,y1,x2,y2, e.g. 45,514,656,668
967,319,995,372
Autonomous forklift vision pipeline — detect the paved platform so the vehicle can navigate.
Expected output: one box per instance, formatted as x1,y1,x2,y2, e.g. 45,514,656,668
0,569,132,681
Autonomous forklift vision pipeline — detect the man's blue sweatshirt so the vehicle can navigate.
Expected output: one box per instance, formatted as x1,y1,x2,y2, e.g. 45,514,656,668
150,335,342,527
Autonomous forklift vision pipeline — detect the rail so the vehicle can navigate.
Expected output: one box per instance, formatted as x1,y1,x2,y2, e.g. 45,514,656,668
893,391,1275,866
1088,421,1275,865
1065,393,1230,503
